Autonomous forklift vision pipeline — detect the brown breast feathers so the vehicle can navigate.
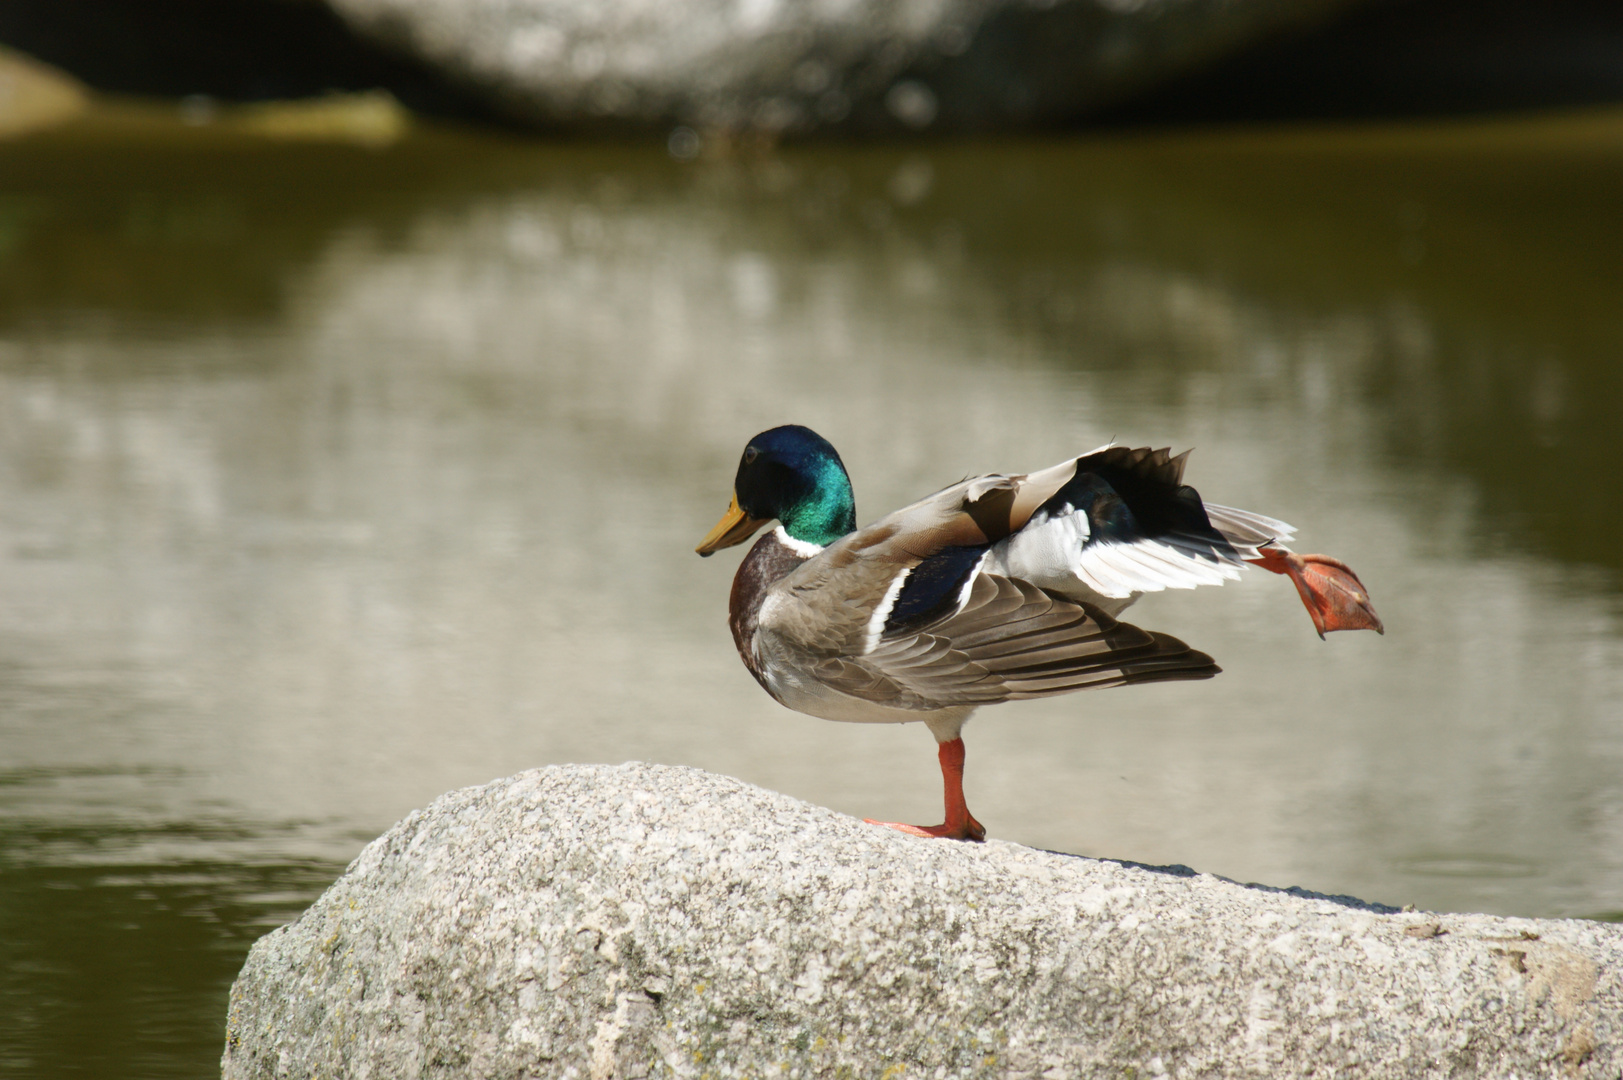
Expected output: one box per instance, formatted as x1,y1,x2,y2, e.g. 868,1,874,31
728,532,813,696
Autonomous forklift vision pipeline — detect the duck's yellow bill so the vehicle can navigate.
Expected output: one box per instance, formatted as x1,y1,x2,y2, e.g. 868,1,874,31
695,494,769,556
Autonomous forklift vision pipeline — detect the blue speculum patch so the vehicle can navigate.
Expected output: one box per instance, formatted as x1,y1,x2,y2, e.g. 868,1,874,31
886,544,989,634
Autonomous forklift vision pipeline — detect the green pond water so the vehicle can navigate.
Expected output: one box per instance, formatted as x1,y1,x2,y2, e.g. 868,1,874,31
1,103,1622,1077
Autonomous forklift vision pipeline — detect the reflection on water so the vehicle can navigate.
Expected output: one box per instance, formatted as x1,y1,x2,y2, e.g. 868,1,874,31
1,108,1622,1077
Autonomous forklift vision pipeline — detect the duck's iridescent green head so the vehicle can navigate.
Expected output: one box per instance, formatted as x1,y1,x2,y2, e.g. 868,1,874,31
695,425,857,555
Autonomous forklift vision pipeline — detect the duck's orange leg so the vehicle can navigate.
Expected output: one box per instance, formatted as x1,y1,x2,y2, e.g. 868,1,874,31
1248,545,1384,638
864,737,986,842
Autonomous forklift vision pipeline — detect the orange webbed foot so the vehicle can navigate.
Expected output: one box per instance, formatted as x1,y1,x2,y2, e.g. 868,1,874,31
866,736,987,841
862,816,986,842
1248,546,1385,638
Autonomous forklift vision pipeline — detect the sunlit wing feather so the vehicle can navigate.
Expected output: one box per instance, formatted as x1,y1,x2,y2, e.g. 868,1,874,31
1203,502,1296,559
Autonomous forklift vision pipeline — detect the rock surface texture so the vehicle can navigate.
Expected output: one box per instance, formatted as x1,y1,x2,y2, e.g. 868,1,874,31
324,0,1365,134
224,763,1620,1078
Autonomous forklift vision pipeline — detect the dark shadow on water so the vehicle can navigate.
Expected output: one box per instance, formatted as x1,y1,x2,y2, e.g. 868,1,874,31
0,860,338,1080
0,121,569,334
0,832,342,1080
0,762,355,1079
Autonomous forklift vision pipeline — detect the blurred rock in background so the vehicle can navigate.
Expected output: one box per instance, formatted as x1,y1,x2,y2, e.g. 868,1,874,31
0,0,1620,133
0,44,88,137
321,0,1359,135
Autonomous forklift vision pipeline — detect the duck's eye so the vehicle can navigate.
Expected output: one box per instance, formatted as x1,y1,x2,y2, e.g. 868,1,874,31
743,447,759,465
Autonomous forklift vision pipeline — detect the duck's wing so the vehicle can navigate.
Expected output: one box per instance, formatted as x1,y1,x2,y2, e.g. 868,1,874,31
988,445,1296,601
764,444,1285,656
763,476,1220,711
809,573,1219,710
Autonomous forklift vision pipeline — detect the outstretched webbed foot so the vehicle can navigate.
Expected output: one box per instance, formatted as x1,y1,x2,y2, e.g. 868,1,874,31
1249,546,1385,638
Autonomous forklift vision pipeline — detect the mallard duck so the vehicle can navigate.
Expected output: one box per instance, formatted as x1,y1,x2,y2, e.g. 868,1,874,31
696,425,1382,841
